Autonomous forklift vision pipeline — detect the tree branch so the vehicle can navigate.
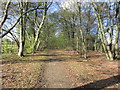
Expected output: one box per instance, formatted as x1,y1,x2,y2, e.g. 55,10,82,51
0,0,11,29
0,6,44,38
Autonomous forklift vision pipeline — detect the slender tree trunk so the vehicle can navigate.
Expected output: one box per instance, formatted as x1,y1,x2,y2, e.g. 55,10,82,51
114,3,120,58
18,14,24,56
91,3,115,60
18,2,28,56
36,40,41,51
77,3,87,58
76,29,80,53
33,2,47,52
94,39,97,51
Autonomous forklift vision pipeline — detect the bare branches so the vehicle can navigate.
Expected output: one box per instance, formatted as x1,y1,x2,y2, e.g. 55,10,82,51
0,5,45,38
0,0,11,29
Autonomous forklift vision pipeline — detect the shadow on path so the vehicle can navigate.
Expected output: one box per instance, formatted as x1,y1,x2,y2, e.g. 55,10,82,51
2,58,66,64
26,54,57,57
71,75,120,89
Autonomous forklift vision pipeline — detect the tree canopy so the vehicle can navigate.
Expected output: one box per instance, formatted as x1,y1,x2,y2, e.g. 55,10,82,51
1,1,120,60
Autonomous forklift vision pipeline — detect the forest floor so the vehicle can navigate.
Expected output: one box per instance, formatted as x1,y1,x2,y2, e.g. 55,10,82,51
1,49,120,89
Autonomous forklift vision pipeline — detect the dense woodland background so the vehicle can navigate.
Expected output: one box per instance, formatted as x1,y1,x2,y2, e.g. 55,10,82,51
0,1,120,60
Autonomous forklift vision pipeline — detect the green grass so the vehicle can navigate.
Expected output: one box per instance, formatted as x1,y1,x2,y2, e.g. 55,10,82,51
1,53,18,59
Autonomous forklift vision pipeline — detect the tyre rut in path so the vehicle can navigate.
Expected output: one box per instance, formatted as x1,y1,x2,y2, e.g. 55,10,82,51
42,51,74,88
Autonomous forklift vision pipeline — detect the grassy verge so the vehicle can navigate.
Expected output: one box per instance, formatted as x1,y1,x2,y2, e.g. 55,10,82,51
1,53,18,59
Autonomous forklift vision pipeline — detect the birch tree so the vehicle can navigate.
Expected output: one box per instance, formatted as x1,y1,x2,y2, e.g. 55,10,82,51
18,2,28,56
91,2,119,60
33,2,52,52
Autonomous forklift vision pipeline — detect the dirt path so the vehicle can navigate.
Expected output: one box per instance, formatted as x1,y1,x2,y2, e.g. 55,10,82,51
44,62,72,88
42,50,75,88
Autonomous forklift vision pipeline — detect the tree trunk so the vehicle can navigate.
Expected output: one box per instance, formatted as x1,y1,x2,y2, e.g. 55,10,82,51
77,3,87,58
18,14,24,56
36,40,41,51
91,3,116,60
18,2,28,56
33,2,47,52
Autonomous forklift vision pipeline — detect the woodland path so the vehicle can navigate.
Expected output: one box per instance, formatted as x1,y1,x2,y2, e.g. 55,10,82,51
41,50,76,88
2,50,119,88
